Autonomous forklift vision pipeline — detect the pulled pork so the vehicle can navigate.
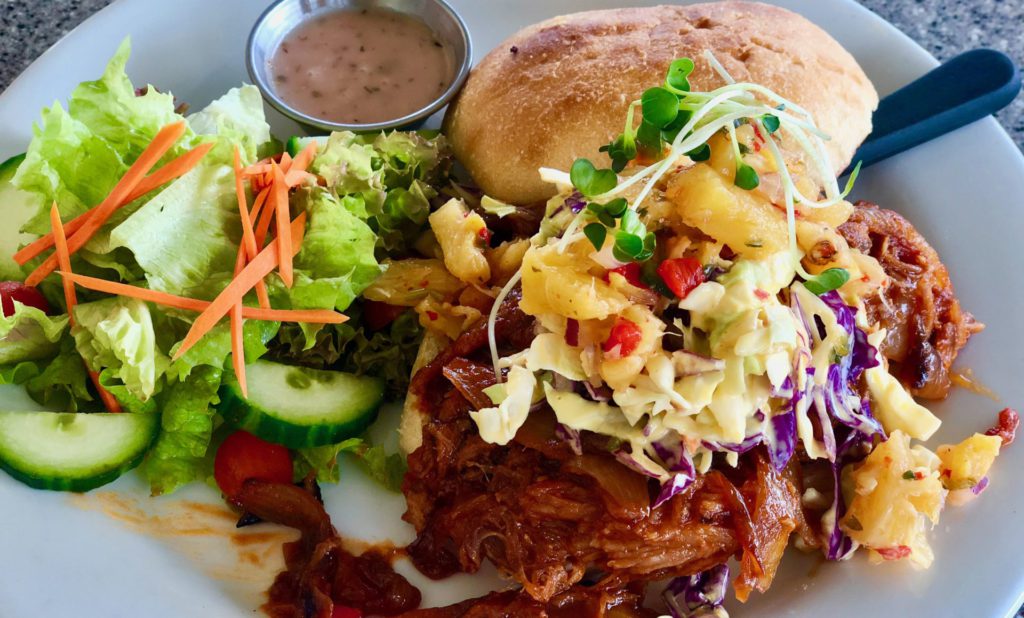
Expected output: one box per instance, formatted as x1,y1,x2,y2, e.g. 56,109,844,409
237,478,421,617
839,201,982,399
402,288,817,612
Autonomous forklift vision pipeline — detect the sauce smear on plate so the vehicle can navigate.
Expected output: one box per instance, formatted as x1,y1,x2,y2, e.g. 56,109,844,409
268,8,454,124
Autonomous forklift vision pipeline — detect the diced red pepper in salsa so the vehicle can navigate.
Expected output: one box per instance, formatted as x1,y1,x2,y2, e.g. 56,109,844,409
605,262,648,289
656,257,704,299
602,318,642,357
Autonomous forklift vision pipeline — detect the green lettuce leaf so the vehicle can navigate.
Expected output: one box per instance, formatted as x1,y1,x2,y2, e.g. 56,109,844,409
72,296,168,402
286,189,381,342
294,437,406,491
109,162,239,298
22,336,94,411
13,38,188,237
139,365,222,496
186,85,271,163
311,131,451,251
0,301,69,365
109,83,274,299
166,317,279,382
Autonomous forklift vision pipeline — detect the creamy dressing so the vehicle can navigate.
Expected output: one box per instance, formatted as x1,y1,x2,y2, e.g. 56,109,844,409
268,8,455,124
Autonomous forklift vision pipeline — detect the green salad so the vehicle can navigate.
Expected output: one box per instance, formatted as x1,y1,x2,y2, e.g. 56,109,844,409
0,41,453,497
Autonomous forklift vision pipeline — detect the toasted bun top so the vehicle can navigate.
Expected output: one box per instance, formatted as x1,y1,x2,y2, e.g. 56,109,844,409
444,2,878,204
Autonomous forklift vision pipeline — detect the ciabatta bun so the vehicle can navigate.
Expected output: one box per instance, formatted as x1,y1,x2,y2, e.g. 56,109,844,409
443,2,878,204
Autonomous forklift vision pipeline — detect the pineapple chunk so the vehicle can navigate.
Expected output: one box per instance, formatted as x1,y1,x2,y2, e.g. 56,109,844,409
415,296,483,340
519,241,629,320
429,198,491,285
362,258,464,306
666,163,787,259
937,433,1001,491
486,239,530,286
800,199,853,228
842,430,945,569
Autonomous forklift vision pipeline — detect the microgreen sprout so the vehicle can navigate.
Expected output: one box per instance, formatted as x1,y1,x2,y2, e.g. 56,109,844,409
641,87,681,129
665,57,695,93
686,143,711,161
570,158,617,197
584,222,607,251
728,123,759,190
803,268,850,295
584,198,654,261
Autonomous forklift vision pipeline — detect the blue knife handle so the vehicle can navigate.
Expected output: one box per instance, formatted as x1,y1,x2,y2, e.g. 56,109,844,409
845,48,1021,175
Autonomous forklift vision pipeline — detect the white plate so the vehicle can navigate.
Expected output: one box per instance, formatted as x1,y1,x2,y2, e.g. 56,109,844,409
1,1,1022,616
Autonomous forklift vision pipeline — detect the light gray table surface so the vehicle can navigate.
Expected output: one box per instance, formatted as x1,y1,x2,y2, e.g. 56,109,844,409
0,0,1022,615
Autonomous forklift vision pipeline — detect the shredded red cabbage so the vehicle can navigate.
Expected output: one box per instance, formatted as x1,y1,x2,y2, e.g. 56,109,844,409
702,433,763,454
554,423,583,456
652,437,697,507
565,191,586,213
664,563,730,618
825,429,870,560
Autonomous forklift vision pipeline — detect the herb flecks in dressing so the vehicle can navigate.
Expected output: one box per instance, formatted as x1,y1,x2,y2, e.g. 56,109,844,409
268,8,454,124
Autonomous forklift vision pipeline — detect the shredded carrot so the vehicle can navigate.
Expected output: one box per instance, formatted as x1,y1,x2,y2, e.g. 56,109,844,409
51,201,121,412
230,303,247,397
272,162,294,288
249,186,269,228
172,213,308,360
125,141,214,203
233,147,269,309
253,187,275,248
25,122,187,286
279,152,293,171
284,141,317,186
285,171,316,188
14,139,211,268
57,272,345,324
242,163,272,176
289,141,318,172
49,203,77,323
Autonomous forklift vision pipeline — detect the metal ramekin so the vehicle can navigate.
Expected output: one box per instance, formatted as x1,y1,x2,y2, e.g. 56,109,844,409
247,0,472,133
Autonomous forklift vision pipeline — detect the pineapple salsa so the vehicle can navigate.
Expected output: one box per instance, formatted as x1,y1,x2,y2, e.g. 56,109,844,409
436,54,1017,568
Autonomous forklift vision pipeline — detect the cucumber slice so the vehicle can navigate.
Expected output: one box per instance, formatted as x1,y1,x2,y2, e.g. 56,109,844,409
219,360,384,448
0,154,43,280
285,135,328,158
0,411,158,492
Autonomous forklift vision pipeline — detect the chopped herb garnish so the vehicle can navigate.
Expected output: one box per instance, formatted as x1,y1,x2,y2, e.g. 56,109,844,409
804,268,850,295
902,470,916,480
761,114,780,134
